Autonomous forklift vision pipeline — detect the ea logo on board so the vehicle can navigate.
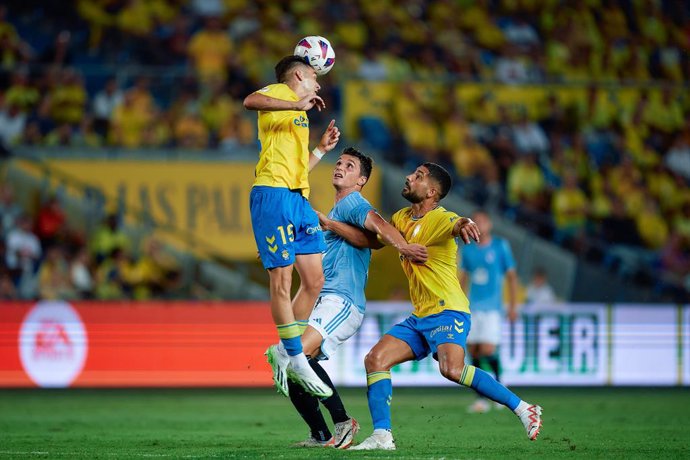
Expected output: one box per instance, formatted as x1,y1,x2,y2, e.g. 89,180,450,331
19,301,88,387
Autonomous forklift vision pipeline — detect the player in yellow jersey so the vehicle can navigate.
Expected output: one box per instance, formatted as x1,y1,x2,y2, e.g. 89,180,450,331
326,162,543,450
243,56,340,398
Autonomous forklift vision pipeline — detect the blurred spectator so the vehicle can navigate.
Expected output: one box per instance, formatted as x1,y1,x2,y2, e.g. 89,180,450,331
199,79,238,144
174,110,209,149
0,183,22,237
38,245,77,300
506,152,547,213
358,47,388,81
165,16,192,64
110,92,151,148
20,121,43,145
525,267,556,306
551,173,588,251
191,0,226,18
34,195,66,248
127,76,156,113
39,30,74,68
188,16,232,82
512,110,550,155
664,134,690,181
130,238,182,299
635,197,669,251
0,103,27,146
92,77,124,138
494,45,532,84
4,70,40,113
5,214,41,298
0,6,32,72
73,116,103,148
0,270,18,299
89,214,129,263
502,15,541,53
48,69,87,126
658,232,690,298
44,123,73,147
94,247,129,300
70,247,94,299
451,131,500,207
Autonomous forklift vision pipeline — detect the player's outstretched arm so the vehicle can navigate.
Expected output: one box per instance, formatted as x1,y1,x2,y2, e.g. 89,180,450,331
309,120,340,171
362,211,427,263
317,211,378,249
452,217,481,244
243,91,325,112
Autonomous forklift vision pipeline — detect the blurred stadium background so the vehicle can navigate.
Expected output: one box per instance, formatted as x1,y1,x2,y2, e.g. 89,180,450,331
0,0,689,456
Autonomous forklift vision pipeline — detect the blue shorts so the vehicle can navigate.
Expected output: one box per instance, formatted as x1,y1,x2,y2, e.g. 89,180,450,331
250,186,326,269
387,310,471,361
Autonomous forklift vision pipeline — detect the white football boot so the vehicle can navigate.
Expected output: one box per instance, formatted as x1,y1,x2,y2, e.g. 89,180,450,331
286,360,333,398
350,429,396,450
264,345,289,397
293,436,334,448
333,417,359,449
517,404,543,441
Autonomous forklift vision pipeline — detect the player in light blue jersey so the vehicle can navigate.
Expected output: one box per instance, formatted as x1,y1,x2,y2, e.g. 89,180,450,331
265,147,427,449
458,210,518,413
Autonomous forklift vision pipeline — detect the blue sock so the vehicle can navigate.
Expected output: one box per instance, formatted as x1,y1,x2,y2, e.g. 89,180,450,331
366,371,392,430
277,322,302,356
459,365,520,410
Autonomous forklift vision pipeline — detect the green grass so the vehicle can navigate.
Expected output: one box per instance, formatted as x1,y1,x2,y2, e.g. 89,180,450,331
1,387,689,459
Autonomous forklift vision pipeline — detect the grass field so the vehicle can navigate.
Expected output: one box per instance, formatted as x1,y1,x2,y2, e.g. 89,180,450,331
1,387,689,459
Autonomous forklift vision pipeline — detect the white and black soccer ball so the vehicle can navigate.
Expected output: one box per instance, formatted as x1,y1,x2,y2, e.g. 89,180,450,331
294,35,335,76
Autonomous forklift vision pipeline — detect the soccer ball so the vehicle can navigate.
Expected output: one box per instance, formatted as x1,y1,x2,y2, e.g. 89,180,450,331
294,36,335,76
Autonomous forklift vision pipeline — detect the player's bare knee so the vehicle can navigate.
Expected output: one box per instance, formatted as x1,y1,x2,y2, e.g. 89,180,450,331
363,349,386,373
306,271,325,294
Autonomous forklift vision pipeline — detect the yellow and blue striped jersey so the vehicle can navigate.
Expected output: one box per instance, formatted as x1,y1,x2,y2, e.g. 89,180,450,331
391,206,470,317
252,84,311,197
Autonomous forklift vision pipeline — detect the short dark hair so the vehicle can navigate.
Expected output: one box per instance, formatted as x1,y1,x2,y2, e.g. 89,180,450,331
275,55,310,83
342,147,373,181
423,162,452,200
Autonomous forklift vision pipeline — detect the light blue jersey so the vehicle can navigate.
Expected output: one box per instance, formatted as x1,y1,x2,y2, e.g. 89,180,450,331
321,191,374,313
460,237,515,312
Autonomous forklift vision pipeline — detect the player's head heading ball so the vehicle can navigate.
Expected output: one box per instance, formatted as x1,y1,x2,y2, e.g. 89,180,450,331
275,55,313,83
423,162,452,200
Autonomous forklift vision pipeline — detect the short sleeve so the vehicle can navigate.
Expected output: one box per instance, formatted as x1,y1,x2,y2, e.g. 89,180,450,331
340,193,375,228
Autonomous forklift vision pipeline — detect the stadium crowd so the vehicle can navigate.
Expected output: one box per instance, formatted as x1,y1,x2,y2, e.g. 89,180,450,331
0,180,198,301
0,0,689,300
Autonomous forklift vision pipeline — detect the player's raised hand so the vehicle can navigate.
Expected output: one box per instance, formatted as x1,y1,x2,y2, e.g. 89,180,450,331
319,119,340,153
400,243,428,264
296,92,325,111
454,217,481,244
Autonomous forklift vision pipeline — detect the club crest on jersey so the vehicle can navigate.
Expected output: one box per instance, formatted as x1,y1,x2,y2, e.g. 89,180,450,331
281,249,290,260
293,115,308,127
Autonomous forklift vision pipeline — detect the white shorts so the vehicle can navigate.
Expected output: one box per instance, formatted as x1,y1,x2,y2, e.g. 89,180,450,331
308,294,364,360
466,310,502,346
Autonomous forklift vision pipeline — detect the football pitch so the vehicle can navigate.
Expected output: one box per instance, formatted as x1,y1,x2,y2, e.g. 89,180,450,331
1,387,689,459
